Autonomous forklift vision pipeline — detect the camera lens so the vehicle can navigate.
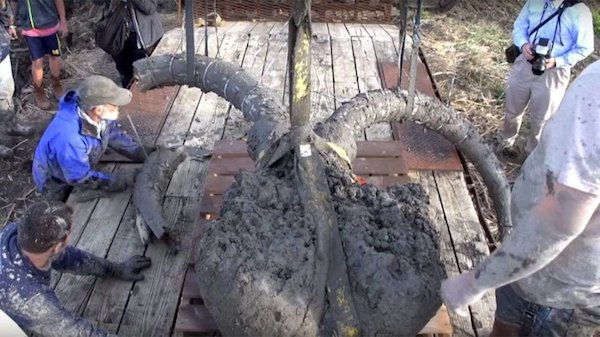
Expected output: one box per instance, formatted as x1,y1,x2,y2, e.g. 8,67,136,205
531,55,546,75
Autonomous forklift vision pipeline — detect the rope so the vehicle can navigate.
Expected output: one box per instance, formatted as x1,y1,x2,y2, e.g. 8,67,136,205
204,0,209,56
397,0,408,93
184,0,195,85
406,0,422,114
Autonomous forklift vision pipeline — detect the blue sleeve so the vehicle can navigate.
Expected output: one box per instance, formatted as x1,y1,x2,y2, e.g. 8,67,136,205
512,0,531,49
554,7,595,68
55,138,118,186
14,290,118,337
106,122,146,162
52,246,115,277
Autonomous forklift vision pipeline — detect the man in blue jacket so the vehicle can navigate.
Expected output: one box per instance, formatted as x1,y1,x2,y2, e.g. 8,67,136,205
33,75,149,201
0,200,151,337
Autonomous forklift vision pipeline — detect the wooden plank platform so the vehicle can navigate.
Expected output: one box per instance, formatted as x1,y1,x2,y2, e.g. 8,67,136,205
58,22,495,337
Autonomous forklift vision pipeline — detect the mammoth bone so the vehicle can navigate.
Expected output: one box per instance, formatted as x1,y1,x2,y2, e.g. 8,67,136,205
132,45,510,336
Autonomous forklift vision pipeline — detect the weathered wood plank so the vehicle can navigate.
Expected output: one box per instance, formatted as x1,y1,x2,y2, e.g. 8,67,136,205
311,23,336,124
210,140,409,157
157,22,246,147
328,23,365,141
117,196,199,337
185,31,251,149
81,201,146,333
411,170,474,337
54,165,137,315
378,23,413,57
434,171,495,337
167,25,252,198
262,23,289,108
222,22,274,141
344,23,369,37
361,24,391,40
351,34,393,141
155,28,207,147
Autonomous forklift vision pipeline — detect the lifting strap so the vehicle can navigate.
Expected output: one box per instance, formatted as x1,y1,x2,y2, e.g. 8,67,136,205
185,0,195,85
406,0,423,114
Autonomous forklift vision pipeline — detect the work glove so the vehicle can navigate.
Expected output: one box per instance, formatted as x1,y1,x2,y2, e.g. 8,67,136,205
440,271,487,317
103,175,128,192
129,145,157,162
112,255,152,281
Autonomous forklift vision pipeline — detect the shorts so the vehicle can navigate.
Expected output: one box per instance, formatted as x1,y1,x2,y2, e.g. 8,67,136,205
24,33,61,61
495,284,600,337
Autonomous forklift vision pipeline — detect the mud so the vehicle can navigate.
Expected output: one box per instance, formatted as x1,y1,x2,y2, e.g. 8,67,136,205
133,147,186,241
194,153,445,337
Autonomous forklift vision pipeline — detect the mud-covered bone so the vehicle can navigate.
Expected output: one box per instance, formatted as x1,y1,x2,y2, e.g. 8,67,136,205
194,157,446,337
133,147,187,241
316,90,511,237
134,55,288,162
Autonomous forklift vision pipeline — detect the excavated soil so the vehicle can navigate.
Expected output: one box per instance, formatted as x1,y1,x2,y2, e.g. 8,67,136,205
194,154,445,337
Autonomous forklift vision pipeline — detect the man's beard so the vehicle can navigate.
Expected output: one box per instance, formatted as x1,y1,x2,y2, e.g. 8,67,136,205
38,253,61,271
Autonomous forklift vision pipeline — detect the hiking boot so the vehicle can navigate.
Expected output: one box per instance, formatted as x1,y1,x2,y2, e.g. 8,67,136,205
7,121,34,137
51,76,64,100
0,144,13,158
33,84,51,110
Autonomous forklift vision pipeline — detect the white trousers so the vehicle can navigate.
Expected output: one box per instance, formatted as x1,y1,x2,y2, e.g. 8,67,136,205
501,55,571,153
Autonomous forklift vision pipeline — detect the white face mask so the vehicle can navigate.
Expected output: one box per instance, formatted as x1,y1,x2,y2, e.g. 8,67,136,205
100,105,120,121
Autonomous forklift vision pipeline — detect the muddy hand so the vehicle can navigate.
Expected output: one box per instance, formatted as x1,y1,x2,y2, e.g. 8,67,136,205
440,271,486,317
114,255,152,281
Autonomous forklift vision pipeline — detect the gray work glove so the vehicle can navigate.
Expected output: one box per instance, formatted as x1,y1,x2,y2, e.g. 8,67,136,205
112,255,152,281
103,169,140,192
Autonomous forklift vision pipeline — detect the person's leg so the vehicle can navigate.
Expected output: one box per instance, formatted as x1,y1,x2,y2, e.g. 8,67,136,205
501,57,533,148
112,33,139,88
24,35,51,110
526,67,571,153
0,56,33,137
46,33,63,100
491,285,528,337
0,56,16,127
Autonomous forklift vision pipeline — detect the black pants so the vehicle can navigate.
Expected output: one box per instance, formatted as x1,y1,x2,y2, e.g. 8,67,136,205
112,31,147,88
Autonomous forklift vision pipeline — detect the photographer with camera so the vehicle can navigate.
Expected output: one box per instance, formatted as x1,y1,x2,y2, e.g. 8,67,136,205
499,0,593,163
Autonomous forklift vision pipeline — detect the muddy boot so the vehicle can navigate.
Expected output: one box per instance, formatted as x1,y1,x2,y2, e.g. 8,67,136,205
51,76,64,100
0,144,13,158
33,84,51,110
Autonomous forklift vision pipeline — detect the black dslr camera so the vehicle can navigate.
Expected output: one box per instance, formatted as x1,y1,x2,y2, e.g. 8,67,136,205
531,38,551,76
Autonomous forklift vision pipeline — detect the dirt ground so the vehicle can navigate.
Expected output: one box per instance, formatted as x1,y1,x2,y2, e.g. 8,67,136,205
1,1,599,230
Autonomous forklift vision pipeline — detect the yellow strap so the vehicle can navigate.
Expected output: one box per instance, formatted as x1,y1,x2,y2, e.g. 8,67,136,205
325,142,351,165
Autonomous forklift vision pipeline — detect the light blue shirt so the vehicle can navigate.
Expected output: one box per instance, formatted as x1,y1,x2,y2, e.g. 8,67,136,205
512,0,594,69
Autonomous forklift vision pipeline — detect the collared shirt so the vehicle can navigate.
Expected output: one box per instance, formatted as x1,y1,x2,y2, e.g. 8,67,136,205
512,0,594,69
76,106,107,139
0,223,117,337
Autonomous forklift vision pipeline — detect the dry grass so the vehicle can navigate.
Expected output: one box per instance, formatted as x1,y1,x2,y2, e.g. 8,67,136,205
419,0,600,240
